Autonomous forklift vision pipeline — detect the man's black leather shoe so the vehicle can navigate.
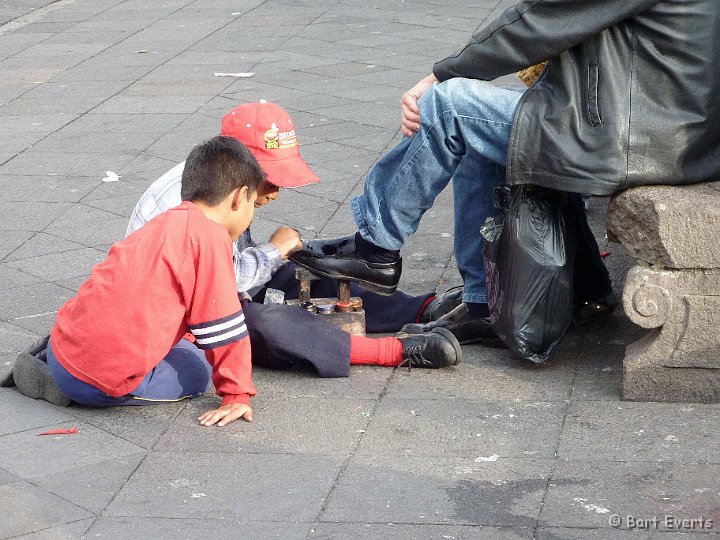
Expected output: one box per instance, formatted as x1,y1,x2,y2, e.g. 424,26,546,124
419,285,464,323
401,303,501,345
289,234,401,296
396,327,462,369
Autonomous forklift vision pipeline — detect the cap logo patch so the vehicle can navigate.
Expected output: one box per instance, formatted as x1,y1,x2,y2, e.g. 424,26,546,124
264,122,297,150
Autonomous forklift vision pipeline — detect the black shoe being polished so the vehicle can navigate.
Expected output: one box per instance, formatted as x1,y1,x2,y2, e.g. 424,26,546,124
401,303,500,345
419,285,464,323
289,233,401,296
396,327,462,369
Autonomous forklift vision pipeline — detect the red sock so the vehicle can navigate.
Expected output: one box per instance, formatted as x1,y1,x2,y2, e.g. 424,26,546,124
350,335,403,367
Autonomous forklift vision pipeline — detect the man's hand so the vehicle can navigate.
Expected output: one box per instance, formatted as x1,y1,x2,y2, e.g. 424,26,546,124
269,226,303,258
401,74,439,137
198,403,253,427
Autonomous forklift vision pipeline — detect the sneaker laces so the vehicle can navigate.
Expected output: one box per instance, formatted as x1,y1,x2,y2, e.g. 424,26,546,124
398,345,432,371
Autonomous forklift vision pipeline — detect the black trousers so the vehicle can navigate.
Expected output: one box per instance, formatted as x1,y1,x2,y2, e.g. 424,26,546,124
246,264,433,377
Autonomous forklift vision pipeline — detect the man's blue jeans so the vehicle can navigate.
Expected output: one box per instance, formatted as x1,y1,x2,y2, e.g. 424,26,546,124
351,78,524,305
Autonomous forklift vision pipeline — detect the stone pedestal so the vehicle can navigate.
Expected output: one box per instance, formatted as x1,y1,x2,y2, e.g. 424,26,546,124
607,182,720,402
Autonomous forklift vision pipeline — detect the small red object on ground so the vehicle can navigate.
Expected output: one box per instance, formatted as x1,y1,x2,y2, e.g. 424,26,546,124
600,251,611,258
36,426,78,436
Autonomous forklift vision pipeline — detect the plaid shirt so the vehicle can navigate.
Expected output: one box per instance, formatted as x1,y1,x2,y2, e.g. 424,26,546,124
126,161,283,296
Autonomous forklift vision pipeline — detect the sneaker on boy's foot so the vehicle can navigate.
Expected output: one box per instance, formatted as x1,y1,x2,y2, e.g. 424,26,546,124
396,327,462,370
13,352,71,407
1,334,51,388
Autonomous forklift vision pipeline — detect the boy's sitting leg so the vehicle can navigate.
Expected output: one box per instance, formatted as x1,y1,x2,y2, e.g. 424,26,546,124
242,300,462,376
13,338,213,407
48,339,212,406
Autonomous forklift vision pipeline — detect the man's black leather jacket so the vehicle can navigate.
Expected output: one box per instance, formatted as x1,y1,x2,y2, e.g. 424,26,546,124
433,0,720,195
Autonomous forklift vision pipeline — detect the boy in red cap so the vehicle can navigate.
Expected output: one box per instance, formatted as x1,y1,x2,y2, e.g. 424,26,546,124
126,100,463,378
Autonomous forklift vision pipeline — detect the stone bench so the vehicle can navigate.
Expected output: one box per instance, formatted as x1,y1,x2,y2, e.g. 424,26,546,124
607,181,720,403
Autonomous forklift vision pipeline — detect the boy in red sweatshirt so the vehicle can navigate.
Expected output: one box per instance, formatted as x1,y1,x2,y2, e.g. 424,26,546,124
29,136,267,427
10,135,462,426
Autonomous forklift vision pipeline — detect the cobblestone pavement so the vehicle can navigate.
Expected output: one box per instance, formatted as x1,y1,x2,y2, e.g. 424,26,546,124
1,1,718,538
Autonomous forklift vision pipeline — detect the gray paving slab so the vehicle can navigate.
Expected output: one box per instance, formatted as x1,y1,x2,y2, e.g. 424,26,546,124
0,0,56,26
0,265,43,291
356,397,566,460
87,517,310,540
7,519,94,540
541,461,720,531
4,248,105,283
67,401,186,449
252,364,393,400
32,453,146,514
536,528,716,539
0,111,76,135
557,401,720,463
105,451,343,521
0,481,93,539
384,356,575,403
32,130,161,155
50,62,154,83
0,421,145,479
310,523,533,539
0,200,73,232
0,467,18,486
46,203,131,247
0,389,74,436
0,175,96,204
1,312,56,336
1,150,137,177
155,395,373,457
0,281,74,321
323,456,553,527
81,188,151,218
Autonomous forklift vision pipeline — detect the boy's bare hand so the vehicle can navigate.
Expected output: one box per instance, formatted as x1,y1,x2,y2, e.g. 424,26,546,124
198,403,253,427
401,73,438,137
270,226,303,258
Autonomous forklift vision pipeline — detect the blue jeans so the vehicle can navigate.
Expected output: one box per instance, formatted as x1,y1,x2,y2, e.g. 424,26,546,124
351,78,524,304
47,339,212,407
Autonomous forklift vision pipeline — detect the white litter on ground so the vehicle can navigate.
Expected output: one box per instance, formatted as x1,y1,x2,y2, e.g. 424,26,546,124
474,454,499,462
102,171,120,183
573,497,610,514
214,72,255,78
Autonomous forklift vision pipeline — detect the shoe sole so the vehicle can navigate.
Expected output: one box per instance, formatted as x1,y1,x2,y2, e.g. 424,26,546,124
13,353,71,407
400,322,502,346
291,258,398,296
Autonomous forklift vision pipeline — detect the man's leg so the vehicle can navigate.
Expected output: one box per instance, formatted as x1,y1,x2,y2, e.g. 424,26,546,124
252,263,434,333
352,79,522,252
291,79,523,300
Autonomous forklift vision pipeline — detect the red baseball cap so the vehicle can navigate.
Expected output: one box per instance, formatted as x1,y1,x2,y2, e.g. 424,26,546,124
220,100,320,188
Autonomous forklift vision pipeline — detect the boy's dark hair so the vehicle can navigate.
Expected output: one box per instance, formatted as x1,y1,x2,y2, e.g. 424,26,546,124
181,135,265,205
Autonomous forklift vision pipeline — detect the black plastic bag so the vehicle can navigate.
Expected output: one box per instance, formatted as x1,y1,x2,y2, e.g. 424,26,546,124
481,185,576,364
